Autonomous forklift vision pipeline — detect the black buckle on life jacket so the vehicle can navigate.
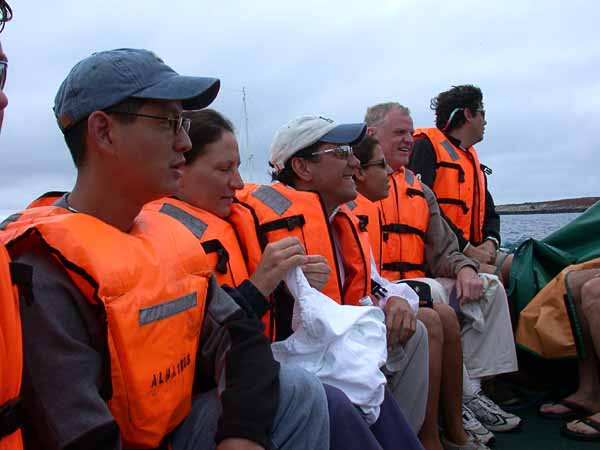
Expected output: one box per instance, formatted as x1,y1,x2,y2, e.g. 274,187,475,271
437,198,469,214
10,262,34,305
371,279,388,300
259,214,306,234
356,215,369,232
381,262,426,276
0,398,22,439
436,162,465,183
406,188,425,198
201,240,229,274
480,164,492,176
381,224,426,240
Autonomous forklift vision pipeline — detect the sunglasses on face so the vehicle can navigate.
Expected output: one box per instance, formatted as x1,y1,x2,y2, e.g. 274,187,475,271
0,60,7,91
311,145,354,159
361,158,387,169
107,111,191,135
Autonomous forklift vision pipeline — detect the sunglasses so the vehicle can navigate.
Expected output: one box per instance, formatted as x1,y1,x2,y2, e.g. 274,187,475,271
0,60,7,91
361,158,387,169
311,145,353,159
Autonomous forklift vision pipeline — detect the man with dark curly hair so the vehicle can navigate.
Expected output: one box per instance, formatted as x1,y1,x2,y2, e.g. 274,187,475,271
409,85,504,277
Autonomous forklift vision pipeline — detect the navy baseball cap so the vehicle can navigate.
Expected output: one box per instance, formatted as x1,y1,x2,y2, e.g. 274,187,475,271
54,48,220,132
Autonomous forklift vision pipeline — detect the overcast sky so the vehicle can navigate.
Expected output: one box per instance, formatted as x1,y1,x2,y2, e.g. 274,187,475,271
1,0,598,214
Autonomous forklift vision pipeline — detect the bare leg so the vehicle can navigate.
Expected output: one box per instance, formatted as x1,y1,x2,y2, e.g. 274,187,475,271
416,308,444,450
540,270,600,415
565,276,600,435
433,303,469,445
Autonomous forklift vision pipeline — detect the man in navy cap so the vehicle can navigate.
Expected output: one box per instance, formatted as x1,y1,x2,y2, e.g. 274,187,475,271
0,49,329,450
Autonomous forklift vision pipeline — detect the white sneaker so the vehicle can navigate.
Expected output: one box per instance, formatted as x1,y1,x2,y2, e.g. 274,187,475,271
463,404,495,445
465,391,522,432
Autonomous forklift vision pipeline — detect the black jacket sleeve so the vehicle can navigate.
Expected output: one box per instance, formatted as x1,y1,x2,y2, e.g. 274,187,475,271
197,276,279,449
482,182,501,246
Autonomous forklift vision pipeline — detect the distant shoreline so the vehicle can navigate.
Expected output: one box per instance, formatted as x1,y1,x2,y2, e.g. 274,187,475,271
497,197,599,215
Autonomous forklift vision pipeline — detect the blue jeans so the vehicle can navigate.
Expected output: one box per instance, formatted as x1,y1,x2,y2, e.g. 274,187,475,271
172,364,329,450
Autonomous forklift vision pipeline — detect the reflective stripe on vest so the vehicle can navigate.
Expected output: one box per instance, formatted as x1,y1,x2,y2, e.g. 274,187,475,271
414,127,486,244
0,207,210,448
146,198,250,288
378,168,429,280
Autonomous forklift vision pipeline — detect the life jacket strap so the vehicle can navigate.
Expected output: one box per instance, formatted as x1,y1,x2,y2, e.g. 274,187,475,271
381,223,426,240
436,161,465,182
381,262,426,274
406,188,425,198
437,198,469,214
201,240,229,274
259,214,306,235
0,398,22,439
10,261,34,305
356,215,369,232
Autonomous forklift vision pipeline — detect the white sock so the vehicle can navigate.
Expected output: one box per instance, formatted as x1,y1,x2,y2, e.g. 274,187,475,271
463,376,482,398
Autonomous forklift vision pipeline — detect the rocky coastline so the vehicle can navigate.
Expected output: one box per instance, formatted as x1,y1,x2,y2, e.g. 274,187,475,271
496,197,600,215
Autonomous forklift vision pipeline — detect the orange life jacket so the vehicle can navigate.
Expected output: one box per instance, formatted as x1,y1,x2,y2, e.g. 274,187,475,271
26,191,65,209
377,168,429,280
348,193,382,270
145,198,249,288
0,206,211,449
413,128,486,244
229,183,371,340
0,245,24,450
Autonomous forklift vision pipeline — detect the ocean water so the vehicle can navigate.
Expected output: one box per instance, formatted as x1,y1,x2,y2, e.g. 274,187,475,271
500,212,581,249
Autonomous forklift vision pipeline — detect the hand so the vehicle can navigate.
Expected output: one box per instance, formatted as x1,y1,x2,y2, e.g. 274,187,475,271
383,296,416,348
301,254,331,291
456,267,484,304
477,240,498,263
217,438,264,450
464,244,494,265
249,237,307,296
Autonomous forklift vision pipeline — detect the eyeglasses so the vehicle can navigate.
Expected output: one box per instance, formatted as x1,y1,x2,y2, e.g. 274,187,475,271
361,158,387,169
311,145,353,159
476,108,486,119
106,111,191,135
0,61,7,91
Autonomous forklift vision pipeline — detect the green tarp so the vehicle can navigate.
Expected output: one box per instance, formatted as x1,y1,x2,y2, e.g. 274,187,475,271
508,201,600,313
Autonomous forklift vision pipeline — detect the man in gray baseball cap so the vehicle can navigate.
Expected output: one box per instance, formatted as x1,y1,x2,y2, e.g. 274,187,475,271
1,49,329,450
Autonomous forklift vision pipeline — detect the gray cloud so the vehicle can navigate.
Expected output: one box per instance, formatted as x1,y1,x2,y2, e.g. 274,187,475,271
1,0,598,216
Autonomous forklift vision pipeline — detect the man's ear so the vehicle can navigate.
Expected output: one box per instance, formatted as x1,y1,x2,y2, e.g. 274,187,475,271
87,111,117,156
463,107,475,122
354,167,367,183
366,126,377,137
290,157,313,182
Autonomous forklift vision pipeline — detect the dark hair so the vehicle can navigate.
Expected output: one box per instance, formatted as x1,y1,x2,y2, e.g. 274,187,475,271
271,142,322,187
0,1,12,32
431,85,483,132
183,109,234,165
353,135,380,166
63,97,145,167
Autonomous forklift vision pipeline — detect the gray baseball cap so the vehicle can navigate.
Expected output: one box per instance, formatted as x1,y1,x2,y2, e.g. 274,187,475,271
270,116,366,172
54,48,220,132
